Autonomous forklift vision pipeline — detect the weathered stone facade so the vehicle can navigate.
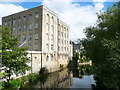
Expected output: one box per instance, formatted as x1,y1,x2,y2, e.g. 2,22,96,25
2,5,72,73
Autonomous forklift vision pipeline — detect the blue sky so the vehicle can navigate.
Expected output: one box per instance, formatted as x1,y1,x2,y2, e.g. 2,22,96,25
0,0,117,40
17,2,115,10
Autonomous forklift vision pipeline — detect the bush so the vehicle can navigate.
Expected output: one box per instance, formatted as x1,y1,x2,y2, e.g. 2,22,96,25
39,67,49,75
2,81,13,89
10,79,20,88
28,73,38,82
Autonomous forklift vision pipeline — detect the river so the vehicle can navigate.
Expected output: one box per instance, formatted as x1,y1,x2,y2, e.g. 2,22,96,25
24,65,97,89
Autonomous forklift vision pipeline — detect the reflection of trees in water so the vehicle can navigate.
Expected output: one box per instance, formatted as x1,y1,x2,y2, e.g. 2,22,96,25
68,65,93,78
38,68,72,88
92,64,120,90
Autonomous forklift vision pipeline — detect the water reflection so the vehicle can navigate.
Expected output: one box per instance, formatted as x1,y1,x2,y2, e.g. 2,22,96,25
25,65,96,89
23,63,120,89
69,65,96,89
39,68,72,88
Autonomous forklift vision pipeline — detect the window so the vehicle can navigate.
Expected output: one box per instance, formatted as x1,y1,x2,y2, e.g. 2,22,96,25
61,26,63,32
18,17,21,22
58,39,60,45
18,27,21,31
29,44,32,50
51,25,54,33
62,55,64,59
58,31,60,37
61,32,63,37
58,24,60,31
51,17,54,25
46,34,49,41
13,27,16,32
58,55,60,59
29,14,32,20
62,40,63,44
4,21,7,26
64,40,66,45
29,24,32,30
23,25,26,31
18,35,20,40
24,16,26,21
58,46,60,51
62,47,63,51
46,23,49,31
34,57,37,60
28,34,32,40
35,23,38,29
22,35,26,41
46,14,49,23
9,20,11,25
46,55,49,61
13,18,15,25
64,47,66,51
51,35,53,41
51,44,53,50
51,55,53,61
35,34,39,40
46,44,49,51
35,44,38,51
67,33,69,38
35,12,39,18
64,33,66,38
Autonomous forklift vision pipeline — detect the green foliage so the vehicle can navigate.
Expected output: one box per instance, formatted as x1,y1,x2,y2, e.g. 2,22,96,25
39,67,49,75
1,26,31,82
82,2,120,89
1,73,39,89
27,73,38,83
39,67,49,84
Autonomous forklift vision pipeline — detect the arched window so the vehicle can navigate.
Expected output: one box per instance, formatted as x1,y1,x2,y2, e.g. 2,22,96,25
34,57,37,60
58,24,60,31
35,12,39,18
46,44,49,51
46,14,50,32
46,14,49,23
51,17,54,33
46,55,49,61
51,54,53,61
51,44,53,50
46,34,49,41
51,17,54,25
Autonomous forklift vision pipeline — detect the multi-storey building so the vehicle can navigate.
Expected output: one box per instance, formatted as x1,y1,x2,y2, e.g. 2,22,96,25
73,44,84,55
2,5,72,73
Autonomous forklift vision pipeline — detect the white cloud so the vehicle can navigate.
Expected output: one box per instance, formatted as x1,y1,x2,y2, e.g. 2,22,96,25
92,0,107,2
42,0,105,41
0,3,25,25
0,0,106,41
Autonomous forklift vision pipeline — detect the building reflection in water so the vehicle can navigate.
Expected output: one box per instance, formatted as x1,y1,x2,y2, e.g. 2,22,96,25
26,65,95,89
35,68,73,88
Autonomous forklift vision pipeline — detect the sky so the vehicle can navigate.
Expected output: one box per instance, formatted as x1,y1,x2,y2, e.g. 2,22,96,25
0,0,118,41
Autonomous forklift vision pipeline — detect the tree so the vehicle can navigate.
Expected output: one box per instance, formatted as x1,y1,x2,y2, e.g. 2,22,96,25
1,26,31,82
82,2,120,88
82,2,120,63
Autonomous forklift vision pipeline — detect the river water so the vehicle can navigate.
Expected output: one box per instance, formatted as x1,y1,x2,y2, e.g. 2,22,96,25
25,65,97,89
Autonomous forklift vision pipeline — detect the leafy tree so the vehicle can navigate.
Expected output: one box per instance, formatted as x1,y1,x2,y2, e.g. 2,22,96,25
82,2,120,88
1,26,31,82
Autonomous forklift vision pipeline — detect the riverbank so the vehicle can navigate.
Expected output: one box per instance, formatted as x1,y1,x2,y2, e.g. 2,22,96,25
79,61,92,65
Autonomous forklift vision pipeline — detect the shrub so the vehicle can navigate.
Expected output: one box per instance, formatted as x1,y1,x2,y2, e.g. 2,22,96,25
10,79,20,88
2,81,12,89
39,67,49,75
28,73,38,83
